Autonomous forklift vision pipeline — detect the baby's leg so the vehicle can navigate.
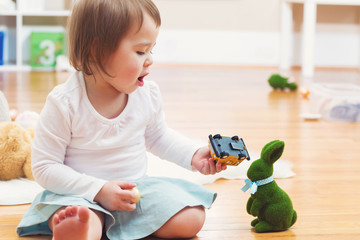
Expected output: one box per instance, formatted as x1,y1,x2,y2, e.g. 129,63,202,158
48,205,104,240
153,206,206,239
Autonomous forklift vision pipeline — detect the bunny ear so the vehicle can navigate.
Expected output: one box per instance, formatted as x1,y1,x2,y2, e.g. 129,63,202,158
260,140,285,165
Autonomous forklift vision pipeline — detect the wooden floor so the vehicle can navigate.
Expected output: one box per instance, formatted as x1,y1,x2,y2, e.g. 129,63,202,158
1,66,360,240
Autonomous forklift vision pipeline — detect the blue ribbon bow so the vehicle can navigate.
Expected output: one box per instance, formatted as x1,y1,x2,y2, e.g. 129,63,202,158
241,176,274,194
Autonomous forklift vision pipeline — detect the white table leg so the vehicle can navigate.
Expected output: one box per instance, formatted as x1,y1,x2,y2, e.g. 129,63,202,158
16,12,22,69
280,0,293,71
302,0,317,78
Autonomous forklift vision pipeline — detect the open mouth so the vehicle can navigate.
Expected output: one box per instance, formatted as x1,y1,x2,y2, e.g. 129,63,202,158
137,73,148,87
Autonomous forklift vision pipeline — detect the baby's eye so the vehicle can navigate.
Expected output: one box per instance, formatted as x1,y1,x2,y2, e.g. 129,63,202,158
136,51,145,55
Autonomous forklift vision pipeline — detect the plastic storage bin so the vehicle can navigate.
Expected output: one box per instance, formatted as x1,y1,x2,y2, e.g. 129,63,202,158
0,31,4,65
30,32,65,68
309,83,360,122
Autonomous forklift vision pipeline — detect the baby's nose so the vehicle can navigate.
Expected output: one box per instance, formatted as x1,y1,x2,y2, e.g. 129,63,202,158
144,54,153,67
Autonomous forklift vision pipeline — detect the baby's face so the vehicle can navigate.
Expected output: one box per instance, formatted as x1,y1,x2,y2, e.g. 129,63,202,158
103,13,159,94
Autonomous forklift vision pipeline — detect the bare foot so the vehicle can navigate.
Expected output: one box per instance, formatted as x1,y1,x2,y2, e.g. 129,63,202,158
52,205,90,240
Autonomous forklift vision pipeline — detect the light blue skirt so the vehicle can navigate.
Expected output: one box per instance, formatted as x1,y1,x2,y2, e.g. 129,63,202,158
17,176,217,240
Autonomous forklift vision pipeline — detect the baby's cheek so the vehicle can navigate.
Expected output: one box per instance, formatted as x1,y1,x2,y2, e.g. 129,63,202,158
127,62,142,77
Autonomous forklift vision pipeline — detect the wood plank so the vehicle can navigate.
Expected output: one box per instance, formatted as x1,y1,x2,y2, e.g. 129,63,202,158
0,67,360,239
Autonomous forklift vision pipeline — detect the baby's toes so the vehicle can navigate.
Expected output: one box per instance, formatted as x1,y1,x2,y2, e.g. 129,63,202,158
65,206,77,217
52,214,60,225
58,210,66,221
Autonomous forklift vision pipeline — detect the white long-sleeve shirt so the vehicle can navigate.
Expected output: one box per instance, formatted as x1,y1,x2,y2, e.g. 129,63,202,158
31,72,198,202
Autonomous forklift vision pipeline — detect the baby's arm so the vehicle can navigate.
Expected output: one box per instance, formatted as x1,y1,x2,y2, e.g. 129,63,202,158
145,82,198,170
144,82,226,174
32,91,105,202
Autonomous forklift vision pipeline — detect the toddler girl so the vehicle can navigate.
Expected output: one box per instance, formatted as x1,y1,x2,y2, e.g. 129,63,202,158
17,0,227,239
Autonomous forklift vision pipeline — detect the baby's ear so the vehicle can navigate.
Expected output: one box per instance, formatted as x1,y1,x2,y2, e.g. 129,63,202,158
260,140,285,165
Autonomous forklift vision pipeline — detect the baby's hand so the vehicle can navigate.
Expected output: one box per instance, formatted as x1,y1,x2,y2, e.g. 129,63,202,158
191,146,227,175
94,181,138,211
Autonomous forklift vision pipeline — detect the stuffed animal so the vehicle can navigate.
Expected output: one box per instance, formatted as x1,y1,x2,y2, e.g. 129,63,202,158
0,91,37,181
15,111,40,129
242,140,297,233
268,74,298,91
0,122,34,181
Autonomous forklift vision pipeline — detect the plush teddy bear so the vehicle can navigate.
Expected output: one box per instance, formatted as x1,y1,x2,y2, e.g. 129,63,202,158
242,140,297,233
0,90,37,181
0,122,34,181
268,74,298,91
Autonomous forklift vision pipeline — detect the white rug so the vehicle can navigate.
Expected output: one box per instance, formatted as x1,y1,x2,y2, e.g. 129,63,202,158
0,151,295,205
0,178,44,205
147,151,296,185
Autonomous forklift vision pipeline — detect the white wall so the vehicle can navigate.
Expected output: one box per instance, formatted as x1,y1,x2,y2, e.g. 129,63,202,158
37,0,360,68
153,0,360,68
154,29,360,68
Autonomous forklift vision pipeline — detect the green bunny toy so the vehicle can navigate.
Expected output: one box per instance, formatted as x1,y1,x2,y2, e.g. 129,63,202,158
268,74,297,91
242,140,297,233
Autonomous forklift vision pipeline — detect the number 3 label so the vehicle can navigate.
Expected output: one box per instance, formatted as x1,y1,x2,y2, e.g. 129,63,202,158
39,40,55,65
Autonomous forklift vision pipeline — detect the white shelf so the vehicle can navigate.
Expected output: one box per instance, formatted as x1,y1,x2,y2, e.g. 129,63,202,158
0,1,72,72
285,0,360,5
0,64,18,71
281,0,360,78
20,10,71,17
315,0,360,5
0,11,18,16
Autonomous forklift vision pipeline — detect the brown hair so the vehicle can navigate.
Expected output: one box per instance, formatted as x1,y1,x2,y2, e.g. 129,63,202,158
67,0,161,76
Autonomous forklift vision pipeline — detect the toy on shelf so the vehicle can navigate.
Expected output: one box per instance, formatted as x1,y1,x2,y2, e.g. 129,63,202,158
242,140,297,233
268,74,297,91
208,134,250,166
55,55,75,72
30,32,65,68
0,31,4,66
